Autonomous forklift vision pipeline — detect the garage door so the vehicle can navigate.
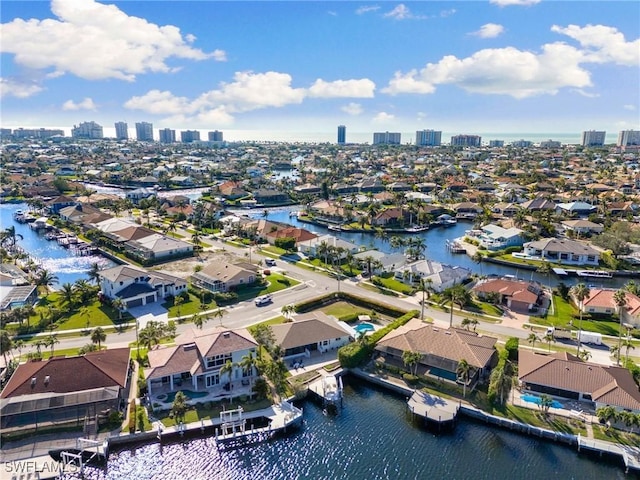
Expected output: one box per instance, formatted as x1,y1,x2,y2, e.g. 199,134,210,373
127,298,143,308
146,295,155,303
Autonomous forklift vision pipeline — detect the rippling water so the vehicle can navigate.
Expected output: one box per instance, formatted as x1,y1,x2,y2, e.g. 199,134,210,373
69,379,627,480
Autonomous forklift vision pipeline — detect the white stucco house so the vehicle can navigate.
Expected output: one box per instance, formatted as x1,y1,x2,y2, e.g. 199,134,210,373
523,238,600,266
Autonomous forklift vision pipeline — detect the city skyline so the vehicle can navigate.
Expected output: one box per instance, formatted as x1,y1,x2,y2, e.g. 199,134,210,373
1,0,639,139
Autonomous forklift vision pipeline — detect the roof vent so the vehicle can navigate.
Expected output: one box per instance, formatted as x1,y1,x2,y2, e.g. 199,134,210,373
223,332,230,338
31,378,37,387
44,375,50,385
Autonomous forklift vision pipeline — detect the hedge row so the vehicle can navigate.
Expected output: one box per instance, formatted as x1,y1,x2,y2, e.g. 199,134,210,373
294,292,407,318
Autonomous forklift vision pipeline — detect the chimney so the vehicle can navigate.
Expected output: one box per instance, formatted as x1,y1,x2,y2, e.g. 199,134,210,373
44,375,50,386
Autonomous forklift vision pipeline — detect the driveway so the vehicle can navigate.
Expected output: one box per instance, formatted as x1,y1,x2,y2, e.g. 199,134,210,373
127,302,169,329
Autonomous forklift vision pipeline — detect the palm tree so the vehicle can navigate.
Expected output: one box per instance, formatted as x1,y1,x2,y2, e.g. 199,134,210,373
401,350,422,376
442,284,470,328
536,261,552,287
578,350,592,362
87,262,102,284
91,327,106,349
138,321,164,350
613,289,628,366
624,280,639,296
44,334,59,356
281,304,295,321
171,391,188,422
112,298,125,321
240,351,257,386
456,359,471,397
1,226,23,251
0,330,13,368
220,359,237,385
543,331,556,352
211,307,225,327
570,283,590,356
34,269,59,292
59,283,76,307
622,337,636,365
471,252,484,276
192,312,206,330
527,332,540,351
417,278,430,321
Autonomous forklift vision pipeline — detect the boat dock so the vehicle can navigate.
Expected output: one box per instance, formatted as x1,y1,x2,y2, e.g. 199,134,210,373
577,434,640,473
308,372,344,410
407,389,459,430
445,239,467,254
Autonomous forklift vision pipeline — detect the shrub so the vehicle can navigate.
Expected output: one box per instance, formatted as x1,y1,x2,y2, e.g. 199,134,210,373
128,402,136,433
338,342,372,368
505,337,519,361
403,373,419,385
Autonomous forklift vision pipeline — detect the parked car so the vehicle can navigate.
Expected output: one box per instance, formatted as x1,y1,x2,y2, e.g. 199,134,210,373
255,294,273,306
265,258,276,267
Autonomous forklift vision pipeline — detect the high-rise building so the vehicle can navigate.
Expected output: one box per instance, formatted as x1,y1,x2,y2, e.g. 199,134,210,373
158,128,176,143
540,139,561,149
114,121,128,140
180,130,201,143
337,125,346,144
135,122,154,141
11,128,64,139
415,129,441,146
71,121,103,139
373,131,401,145
489,140,504,148
581,130,606,147
451,134,481,147
208,130,224,142
511,139,533,148
617,130,640,147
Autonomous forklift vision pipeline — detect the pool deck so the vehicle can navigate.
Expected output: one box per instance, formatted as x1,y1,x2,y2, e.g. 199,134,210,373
407,389,459,424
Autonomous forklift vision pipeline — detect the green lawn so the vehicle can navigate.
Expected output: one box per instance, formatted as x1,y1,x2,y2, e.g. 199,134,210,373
492,404,587,436
248,316,287,332
372,274,415,295
592,424,640,446
234,273,300,302
163,293,218,318
157,398,272,427
259,245,288,256
466,300,504,317
322,301,368,319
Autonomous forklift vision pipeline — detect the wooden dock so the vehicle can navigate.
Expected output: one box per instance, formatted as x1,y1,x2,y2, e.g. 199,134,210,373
407,390,459,429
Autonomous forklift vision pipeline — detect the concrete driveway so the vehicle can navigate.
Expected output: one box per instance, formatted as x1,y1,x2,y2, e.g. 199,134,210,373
127,302,169,329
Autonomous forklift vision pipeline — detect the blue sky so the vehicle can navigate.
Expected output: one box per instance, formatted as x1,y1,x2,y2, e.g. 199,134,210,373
1,0,639,141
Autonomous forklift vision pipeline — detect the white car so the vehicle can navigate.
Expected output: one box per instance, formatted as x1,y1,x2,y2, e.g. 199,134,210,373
255,294,272,306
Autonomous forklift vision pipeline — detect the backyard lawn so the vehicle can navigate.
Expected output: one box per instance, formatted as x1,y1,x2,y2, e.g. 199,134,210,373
372,274,415,295
156,398,272,427
234,273,300,302
163,293,218,318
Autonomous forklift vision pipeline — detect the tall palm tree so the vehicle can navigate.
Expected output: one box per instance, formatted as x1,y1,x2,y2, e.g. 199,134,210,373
1,226,23,251
44,334,59,356
613,289,628,366
527,332,539,351
192,312,206,330
622,337,636,365
536,261,552,287
0,330,13,368
417,278,430,321
401,350,422,376
112,298,125,321
220,359,237,385
34,269,59,292
570,283,590,356
442,284,469,328
543,332,556,352
471,252,484,276
456,359,471,397
240,351,257,386
59,283,76,307
87,262,102,284
91,327,106,349
281,304,295,321
211,307,225,327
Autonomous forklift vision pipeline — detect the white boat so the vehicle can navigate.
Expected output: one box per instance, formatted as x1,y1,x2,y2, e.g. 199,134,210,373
576,270,613,278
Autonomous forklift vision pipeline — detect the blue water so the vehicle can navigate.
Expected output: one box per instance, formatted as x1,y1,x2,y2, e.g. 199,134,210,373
522,394,564,409
71,377,627,480
255,207,627,289
354,323,375,334
0,203,116,287
162,390,209,403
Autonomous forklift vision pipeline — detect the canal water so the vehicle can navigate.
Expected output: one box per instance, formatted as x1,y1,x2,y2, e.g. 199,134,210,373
0,203,115,287
250,207,629,289
72,378,627,480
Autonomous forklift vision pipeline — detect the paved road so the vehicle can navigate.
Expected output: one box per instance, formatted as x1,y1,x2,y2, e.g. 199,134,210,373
18,236,614,366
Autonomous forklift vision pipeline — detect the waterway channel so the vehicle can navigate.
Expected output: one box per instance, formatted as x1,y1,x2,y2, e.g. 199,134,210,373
68,378,628,480
0,203,116,287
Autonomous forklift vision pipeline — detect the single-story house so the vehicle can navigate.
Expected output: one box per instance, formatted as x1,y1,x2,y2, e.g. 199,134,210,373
191,261,257,293
298,234,360,258
393,260,471,292
0,348,131,431
146,327,258,397
265,227,318,247
125,234,194,263
353,251,408,275
270,312,352,359
560,220,605,236
99,265,187,309
579,289,640,327
375,319,498,386
470,224,525,250
473,278,544,313
556,201,597,216
523,238,600,266
518,350,640,413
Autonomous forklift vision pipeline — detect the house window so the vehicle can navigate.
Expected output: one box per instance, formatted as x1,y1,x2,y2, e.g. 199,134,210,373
323,340,329,346
587,255,595,262
335,338,341,341
206,373,220,387
206,353,232,369
588,308,595,312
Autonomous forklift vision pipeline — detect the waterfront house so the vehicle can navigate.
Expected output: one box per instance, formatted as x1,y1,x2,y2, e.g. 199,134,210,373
469,224,525,250
125,234,194,264
298,234,360,259
372,207,404,226
518,350,640,413
269,312,352,359
253,188,290,205
353,250,408,274
521,198,556,212
191,261,257,293
393,260,471,292
579,288,640,327
560,219,605,236
125,187,156,205
45,195,76,214
472,278,544,314
58,203,110,225
0,348,131,432
523,238,600,266
265,226,318,247
145,327,258,397
375,319,498,386
98,265,187,309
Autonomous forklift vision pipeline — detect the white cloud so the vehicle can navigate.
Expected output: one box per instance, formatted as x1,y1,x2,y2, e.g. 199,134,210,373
62,97,97,111
490,0,540,6
356,6,380,15
383,23,639,99
308,79,375,98
551,24,640,66
384,4,426,20
471,23,505,39
440,9,457,18
1,0,223,82
341,102,364,116
570,89,600,98
623,104,636,111
125,71,373,125
327,11,337,17
372,112,395,123
0,77,43,98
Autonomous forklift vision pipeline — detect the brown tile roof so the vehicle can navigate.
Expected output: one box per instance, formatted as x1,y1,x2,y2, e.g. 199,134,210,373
1,348,130,398
270,313,351,350
146,343,201,380
473,278,540,305
582,289,640,317
375,319,497,369
518,350,640,411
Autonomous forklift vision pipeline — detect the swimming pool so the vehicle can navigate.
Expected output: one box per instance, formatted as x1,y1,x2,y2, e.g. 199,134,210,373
521,394,563,409
354,322,375,335
163,390,209,403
